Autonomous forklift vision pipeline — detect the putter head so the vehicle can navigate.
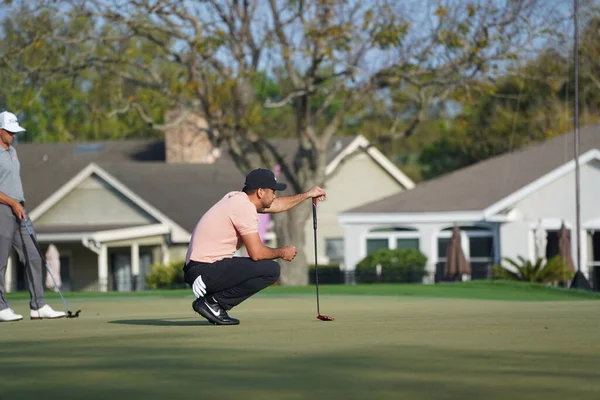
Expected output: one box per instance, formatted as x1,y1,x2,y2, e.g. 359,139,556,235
66,310,81,318
317,314,334,321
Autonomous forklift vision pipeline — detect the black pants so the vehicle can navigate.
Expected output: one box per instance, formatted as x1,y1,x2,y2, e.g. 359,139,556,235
183,257,280,310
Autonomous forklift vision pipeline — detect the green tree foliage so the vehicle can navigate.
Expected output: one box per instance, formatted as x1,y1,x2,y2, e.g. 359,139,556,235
418,7,600,181
0,8,171,141
418,48,594,180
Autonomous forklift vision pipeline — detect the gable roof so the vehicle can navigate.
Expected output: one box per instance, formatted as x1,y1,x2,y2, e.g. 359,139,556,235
27,162,213,240
16,135,408,236
16,139,165,210
344,124,600,215
224,135,413,189
99,160,242,233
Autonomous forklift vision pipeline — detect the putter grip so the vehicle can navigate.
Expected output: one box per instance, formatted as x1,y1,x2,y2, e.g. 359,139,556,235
312,198,317,230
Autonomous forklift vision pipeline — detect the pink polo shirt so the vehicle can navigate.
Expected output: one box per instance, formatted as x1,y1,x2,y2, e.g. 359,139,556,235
185,191,258,264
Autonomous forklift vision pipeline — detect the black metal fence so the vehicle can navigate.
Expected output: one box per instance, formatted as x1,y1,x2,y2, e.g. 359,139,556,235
434,262,493,283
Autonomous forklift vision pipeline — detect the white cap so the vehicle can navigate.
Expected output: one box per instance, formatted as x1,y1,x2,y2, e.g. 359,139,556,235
0,111,26,133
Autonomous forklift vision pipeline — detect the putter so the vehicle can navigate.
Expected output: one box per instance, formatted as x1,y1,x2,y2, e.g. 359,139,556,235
22,220,81,318
312,198,334,322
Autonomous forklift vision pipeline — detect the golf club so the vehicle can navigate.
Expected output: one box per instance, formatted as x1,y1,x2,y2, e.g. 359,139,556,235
22,219,81,318
312,198,334,322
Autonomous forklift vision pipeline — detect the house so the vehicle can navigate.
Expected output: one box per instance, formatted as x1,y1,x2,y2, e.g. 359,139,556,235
338,124,600,288
264,135,415,268
5,132,413,292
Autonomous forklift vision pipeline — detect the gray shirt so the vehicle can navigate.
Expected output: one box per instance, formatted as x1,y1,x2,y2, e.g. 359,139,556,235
0,146,25,202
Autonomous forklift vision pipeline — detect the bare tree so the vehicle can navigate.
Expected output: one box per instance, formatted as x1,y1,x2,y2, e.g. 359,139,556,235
0,0,563,285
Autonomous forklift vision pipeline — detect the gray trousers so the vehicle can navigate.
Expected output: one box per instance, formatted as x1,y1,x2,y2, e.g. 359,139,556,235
0,204,45,311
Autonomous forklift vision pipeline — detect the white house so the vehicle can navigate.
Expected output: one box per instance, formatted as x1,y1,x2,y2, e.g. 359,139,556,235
338,124,600,288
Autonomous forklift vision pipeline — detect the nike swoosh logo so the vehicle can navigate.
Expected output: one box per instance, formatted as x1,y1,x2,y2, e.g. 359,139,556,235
206,303,221,317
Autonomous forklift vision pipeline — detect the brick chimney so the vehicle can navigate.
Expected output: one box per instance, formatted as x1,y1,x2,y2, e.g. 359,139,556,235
164,110,220,164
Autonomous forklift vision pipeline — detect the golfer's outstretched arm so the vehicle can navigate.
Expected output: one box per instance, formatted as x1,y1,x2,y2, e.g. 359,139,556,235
262,186,326,213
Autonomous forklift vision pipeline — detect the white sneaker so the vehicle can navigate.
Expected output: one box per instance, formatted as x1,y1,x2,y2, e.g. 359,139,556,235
0,308,24,322
30,305,66,320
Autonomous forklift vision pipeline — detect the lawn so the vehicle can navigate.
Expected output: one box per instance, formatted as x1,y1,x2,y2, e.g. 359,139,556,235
1,282,599,399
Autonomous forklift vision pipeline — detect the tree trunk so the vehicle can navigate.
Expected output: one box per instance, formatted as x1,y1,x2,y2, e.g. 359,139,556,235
272,203,312,286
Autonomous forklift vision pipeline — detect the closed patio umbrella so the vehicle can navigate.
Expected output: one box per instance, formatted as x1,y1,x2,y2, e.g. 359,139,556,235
558,222,575,272
534,219,547,260
444,226,471,281
44,244,62,291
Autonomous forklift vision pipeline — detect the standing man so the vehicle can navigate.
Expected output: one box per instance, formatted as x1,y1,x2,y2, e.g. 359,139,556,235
0,111,66,322
184,168,326,325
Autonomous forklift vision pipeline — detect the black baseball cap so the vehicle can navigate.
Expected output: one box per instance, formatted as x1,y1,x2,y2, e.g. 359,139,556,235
244,168,287,191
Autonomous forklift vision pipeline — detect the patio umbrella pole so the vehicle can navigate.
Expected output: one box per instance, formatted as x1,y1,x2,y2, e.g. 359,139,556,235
570,0,591,290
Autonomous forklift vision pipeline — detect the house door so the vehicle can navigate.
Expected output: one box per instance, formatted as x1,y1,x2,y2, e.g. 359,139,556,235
112,253,132,292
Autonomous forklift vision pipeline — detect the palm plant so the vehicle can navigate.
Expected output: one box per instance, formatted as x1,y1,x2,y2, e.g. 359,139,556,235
492,255,575,284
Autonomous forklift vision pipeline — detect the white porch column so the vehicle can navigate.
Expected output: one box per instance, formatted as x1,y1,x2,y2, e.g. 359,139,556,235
579,229,589,278
493,223,502,264
418,225,440,284
342,224,370,272
131,242,140,290
161,243,170,265
5,255,13,293
98,245,108,292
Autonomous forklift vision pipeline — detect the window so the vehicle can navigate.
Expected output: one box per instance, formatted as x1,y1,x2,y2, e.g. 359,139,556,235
436,227,494,282
545,231,560,259
325,238,344,264
470,237,494,258
592,232,600,262
438,238,450,258
367,239,388,255
396,238,420,250
591,232,600,291
469,236,494,280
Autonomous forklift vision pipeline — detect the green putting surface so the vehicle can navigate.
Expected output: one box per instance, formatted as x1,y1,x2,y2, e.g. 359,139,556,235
1,288,600,399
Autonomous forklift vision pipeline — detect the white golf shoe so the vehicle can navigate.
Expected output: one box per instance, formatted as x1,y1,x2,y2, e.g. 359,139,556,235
0,308,24,322
30,305,66,320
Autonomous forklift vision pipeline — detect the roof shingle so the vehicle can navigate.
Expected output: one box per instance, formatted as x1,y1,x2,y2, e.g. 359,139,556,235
15,136,357,232
345,125,600,214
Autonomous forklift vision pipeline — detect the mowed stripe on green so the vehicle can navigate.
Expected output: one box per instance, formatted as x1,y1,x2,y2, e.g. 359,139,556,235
1,295,599,400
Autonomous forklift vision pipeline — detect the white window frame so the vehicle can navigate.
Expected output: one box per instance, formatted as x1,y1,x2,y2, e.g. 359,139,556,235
365,231,420,254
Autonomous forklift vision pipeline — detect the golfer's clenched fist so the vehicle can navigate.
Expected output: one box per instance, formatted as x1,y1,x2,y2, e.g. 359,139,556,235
281,246,297,261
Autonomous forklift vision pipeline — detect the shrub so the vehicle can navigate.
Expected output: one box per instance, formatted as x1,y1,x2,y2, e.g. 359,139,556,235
145,259,186,289
308,264,343,284
356,248,427,283
492,255,575,284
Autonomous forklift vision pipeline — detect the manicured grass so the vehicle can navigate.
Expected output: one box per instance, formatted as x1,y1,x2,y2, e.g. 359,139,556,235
5,280,600,302
1,295,600,399
263,280,600,301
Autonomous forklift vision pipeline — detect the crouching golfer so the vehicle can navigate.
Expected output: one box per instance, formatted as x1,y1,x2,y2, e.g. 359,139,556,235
183,168,326,325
